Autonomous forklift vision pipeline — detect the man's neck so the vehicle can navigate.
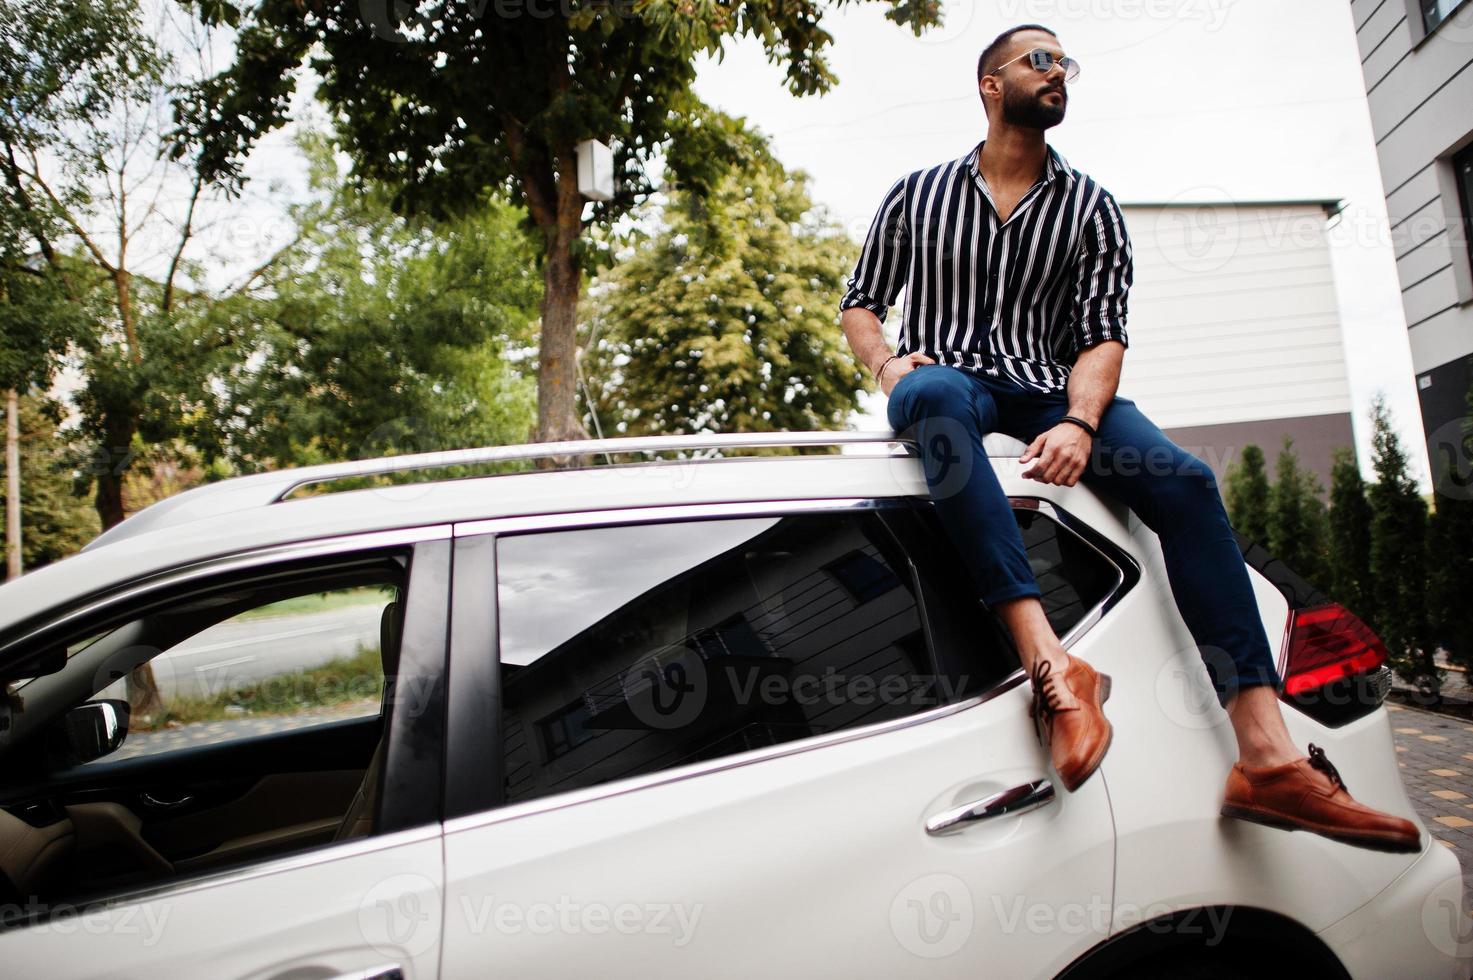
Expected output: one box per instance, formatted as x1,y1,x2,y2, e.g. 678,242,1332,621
976,125,1049,187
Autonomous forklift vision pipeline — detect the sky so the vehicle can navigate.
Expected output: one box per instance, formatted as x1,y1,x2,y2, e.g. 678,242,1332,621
687,0,1431,486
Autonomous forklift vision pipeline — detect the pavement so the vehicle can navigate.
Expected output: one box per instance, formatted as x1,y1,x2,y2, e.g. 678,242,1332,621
1388,700,1473,911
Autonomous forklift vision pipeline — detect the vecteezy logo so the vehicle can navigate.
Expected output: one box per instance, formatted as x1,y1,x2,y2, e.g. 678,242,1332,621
358,873,441,958
621,651,708,731
1153,186,1241,275
1427,416,1473,501
1421,873,1473,958
1153,647,1231,731
889,873,973,959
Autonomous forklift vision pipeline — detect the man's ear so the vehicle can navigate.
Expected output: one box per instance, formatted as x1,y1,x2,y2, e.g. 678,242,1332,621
978,74,1001,108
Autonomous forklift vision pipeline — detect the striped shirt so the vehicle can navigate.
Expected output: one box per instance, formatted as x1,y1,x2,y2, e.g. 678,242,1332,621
840,140,1133,394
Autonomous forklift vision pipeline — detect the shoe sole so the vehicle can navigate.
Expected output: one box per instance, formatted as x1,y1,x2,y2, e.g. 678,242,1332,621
1219,802,1422,854
1058,671,1113,794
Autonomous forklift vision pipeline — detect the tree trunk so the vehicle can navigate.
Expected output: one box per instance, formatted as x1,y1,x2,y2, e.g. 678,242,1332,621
536,238,588,445
91,410,163,719
94,412,135,531
5,388,19,581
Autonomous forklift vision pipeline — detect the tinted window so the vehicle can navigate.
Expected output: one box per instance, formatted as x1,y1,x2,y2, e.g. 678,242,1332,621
496,509,1008,805
493,502,1121,806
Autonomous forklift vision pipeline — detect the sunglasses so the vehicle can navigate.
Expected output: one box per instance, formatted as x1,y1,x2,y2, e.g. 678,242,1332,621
990,48,1081,84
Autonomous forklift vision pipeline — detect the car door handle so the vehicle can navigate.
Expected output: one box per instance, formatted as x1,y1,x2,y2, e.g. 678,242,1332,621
320,966,403,980
925,779,1055,835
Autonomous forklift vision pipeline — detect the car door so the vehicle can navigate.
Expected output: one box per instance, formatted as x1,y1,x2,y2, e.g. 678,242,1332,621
438,498,1128,978
0,530,451,980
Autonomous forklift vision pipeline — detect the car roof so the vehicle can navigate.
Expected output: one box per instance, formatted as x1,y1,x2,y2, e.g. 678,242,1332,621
0,430,1061,639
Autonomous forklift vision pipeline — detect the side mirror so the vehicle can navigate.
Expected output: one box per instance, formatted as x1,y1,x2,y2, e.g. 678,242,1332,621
57,699,131,766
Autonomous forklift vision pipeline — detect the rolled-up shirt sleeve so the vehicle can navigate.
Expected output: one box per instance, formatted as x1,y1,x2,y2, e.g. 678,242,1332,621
839,176,909,323
1073,190,1132,351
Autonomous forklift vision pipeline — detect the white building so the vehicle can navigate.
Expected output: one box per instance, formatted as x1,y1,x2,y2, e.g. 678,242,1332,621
1117,200,1357,490
1349,0,1473,494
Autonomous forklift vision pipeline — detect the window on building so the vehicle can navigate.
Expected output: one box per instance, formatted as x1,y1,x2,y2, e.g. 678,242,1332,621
1455,143,1473,281
1423,0,1467,33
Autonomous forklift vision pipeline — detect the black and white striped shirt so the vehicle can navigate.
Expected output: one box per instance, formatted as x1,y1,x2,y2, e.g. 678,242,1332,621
840,140,1133,394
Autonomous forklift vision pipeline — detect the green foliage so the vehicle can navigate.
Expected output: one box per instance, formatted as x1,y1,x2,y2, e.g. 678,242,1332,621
172,0,943,442
582,115,866,439
176,0,942,221
195,137,540,469
1266,438,1329,587
1225,444,1270,543
1,0,160,394
0,394,100,570
1328,445,1373,624
1367,394,1436,686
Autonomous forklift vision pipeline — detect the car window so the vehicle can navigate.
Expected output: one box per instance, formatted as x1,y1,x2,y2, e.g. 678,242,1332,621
493,506,1025,807
86,584,394,764
1012,504,1121,638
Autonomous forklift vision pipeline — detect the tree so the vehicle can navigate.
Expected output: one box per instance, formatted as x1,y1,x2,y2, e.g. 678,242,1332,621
174,0,942,450
3,1,231,530
196,136,541,470
1367,394,1436,689
1225,443,1271,543
1427,364,1473,672
1328,444,1373,624
1,0,151,573
582,113,866,441
1267,437,1328,586
0,394,100,569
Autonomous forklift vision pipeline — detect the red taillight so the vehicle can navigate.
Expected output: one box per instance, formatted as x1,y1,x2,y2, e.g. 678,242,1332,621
1281,602,1388,697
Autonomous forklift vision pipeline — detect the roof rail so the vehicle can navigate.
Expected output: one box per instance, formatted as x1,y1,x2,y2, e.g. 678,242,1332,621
83,430,915,552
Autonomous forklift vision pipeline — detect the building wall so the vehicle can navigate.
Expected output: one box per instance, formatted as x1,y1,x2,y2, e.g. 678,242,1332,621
1350,0,1473,486
1117,202,1358,489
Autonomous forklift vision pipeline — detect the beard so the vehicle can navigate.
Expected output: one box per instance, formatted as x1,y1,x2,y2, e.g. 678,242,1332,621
1001,83,1067,130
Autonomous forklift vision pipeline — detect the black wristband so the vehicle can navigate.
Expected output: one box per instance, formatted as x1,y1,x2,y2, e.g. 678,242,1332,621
1059,415,1097,438
875,354,900,382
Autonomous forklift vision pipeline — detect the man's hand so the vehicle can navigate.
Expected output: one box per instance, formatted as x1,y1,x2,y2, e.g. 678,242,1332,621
879,352,937,396
1019,423,1094,486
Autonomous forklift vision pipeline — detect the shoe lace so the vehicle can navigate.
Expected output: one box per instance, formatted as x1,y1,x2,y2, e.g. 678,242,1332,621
1307,743,1348,793
1030,658,1071,742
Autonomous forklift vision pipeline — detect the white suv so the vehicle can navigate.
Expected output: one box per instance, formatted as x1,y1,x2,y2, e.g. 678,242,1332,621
0,431,1467,979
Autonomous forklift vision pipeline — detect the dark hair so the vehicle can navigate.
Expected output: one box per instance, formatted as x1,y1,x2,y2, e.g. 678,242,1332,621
977,23,1058,83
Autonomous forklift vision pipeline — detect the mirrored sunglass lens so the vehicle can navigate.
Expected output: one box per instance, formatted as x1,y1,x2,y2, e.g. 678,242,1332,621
1028,50,1053,71
1059,57,1080,81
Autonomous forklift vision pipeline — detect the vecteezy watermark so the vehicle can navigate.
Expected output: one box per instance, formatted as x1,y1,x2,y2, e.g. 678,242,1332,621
359,0,640,41
995,0,1235,32
992,895,1231,942
618,654,975,732
456,895,703,946
1421,872,1473,959
0,896,172,944
1426,415,1473,502
359,873,443,958
890,873,974,958
1154,646,1234,731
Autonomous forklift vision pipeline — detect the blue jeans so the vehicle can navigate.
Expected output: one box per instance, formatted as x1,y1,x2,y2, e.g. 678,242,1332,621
886,364,1280,706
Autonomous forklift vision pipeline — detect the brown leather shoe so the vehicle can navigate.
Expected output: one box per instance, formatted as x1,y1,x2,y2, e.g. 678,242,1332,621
1220,744,1421,854
1030,654,1113,792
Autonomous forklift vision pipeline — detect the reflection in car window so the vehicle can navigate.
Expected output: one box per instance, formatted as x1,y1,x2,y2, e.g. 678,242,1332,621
89,585,393,763
496,511,974,806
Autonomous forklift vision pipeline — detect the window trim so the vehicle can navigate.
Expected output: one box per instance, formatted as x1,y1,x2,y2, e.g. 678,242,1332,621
443,495,1136,826
0,524,452,672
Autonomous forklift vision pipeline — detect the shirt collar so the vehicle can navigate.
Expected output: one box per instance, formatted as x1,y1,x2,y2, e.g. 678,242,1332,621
962,139,1074,187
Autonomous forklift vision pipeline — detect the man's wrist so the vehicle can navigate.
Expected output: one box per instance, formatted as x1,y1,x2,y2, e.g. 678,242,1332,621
1058,415,1098,438
874,353,900,382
